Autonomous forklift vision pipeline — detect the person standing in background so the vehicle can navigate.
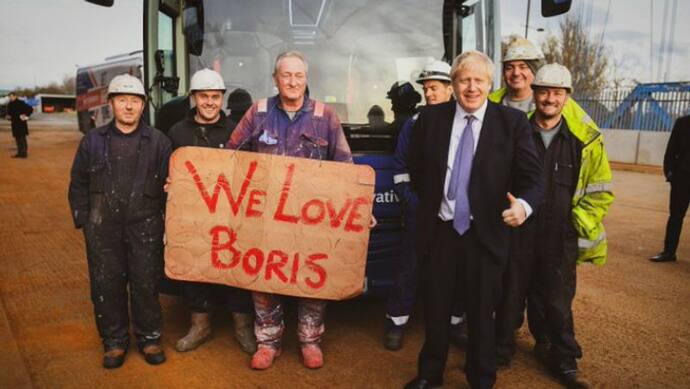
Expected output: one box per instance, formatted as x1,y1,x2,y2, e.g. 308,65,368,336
6,92,33,158
651,115,690,262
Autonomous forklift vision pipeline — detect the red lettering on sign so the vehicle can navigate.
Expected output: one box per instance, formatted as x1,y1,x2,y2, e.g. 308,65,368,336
242,248,264,276
185,160,257,215
344,196,369,232
273,163,300,223
290,253,300,284
326,199,351,228
265,250,289,282
301,199,326,225
210,226,241,269
246,189,266,217
305,253,328,289
206,225,333,291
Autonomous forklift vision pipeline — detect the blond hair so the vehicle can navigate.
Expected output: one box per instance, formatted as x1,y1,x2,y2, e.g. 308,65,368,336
451,50,494,84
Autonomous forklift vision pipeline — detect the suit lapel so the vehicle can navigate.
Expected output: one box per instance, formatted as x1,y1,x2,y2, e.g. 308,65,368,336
437,102,456,173
471,102,497,177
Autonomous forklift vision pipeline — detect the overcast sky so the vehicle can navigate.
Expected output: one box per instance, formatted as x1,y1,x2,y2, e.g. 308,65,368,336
0,0,141,90
502,0,690,83
1,0,688,90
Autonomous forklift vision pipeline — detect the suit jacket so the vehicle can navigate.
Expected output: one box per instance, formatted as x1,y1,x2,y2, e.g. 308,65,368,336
664,115,690,179
408,100,543,265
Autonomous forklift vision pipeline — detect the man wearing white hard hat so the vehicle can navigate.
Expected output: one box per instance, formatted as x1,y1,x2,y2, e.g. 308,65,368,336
385,60,464,351
68,73,172,369
489,37,545,112
503,63,613,388
167,69,256,355
491,38,607,368
489,39,549,364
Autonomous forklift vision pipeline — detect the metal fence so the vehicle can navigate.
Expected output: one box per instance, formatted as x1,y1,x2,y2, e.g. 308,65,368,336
574,82,690,132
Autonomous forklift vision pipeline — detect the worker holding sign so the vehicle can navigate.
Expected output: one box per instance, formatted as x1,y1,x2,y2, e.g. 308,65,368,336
226,51,358,370
167,69,256,356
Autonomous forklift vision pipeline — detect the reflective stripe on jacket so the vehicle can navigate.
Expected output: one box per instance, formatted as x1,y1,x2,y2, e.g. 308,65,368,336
227,95,352,163
490,87,614,265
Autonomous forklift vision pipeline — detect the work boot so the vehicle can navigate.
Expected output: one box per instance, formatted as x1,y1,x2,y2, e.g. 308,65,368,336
559,370,592,389
650,252,677,262
301,343,324,369
176,312,211,352
102,348,127,369
232,312,257,354
384,323,405,351
138,343,166,365
250,346,281,370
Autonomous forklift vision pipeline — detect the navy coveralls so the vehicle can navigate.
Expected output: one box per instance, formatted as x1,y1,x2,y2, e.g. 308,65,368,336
68,121,171,351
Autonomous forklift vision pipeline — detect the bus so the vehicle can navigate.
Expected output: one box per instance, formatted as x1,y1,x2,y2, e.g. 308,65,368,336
75,50,143,133
85,0,572,294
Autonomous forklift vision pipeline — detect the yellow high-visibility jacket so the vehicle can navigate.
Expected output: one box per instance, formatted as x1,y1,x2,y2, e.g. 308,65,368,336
489,88,615,265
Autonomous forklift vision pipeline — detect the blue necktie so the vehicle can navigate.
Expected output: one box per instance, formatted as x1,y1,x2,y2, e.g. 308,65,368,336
447,115,475,235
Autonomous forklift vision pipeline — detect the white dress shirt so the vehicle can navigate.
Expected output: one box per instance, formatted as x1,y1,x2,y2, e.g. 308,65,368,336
438,100,533,221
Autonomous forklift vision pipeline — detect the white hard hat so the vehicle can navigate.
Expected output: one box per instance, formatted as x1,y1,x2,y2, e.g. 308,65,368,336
107,74,146,98
416,60,452,84
531,63,573,93
190,68,226,92
503,37,544,62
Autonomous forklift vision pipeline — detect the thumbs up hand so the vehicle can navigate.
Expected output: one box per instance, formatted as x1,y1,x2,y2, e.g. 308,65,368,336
501,192,526,227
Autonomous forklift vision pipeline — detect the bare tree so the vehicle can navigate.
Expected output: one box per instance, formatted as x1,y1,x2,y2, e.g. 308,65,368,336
541,14,610,98
10,74,76,97
61,75,76,95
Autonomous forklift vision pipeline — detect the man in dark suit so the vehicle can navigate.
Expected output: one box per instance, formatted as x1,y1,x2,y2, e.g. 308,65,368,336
6,92,33,158
404,51,543,389
651,115,690,262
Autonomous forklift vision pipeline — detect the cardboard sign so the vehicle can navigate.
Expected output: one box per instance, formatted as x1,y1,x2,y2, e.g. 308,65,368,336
164,147,376,300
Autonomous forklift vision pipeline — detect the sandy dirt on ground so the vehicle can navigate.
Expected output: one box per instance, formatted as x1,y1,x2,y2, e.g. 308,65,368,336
0,116,689,388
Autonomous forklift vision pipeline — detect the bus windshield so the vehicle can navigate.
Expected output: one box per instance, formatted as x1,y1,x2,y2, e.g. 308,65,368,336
189,0,445,125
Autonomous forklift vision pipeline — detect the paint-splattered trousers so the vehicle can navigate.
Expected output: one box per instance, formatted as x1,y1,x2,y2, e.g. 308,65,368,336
252,292,326,349
83,215,164,351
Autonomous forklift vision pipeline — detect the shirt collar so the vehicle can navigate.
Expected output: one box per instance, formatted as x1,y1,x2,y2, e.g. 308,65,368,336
271,91,313,113
103,119,150,138
530,116,569,139
455,98,488,122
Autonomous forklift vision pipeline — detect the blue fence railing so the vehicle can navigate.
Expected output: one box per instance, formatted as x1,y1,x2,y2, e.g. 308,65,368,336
574,82,690,132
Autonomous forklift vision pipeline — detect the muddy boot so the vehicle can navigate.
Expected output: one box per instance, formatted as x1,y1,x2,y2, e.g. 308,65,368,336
175,312,211,352
250,346,281,370
232,312,257,354
138,342,166,365
301,343,324,369
103,348,127,369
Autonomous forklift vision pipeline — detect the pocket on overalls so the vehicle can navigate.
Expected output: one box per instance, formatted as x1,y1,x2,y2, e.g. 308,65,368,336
299,133,329,160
